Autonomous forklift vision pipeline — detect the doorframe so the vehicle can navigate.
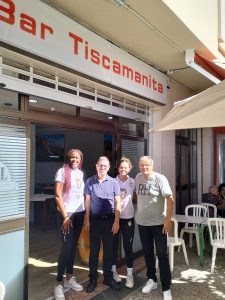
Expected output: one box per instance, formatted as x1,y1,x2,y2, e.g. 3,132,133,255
213,127,225,184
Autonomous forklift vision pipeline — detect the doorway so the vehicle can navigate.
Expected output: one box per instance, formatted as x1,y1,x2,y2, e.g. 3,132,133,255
28,117,146,299
29,124,111,299
176,129,197,214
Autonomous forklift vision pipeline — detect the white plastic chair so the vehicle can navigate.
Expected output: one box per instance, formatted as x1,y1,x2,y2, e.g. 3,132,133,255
208,218,225,273
0,282,5,300
179,204,207,256
167,217,189,271
201,203,217,217
156,217,189,272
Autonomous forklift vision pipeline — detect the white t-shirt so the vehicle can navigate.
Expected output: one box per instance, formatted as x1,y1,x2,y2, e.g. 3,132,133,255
55,167,85,214
116,176,135,219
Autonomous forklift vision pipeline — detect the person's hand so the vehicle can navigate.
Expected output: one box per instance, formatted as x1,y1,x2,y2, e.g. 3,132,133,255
112,221,119,235
84,219,90,232
61,217,72,234
162,217,171,234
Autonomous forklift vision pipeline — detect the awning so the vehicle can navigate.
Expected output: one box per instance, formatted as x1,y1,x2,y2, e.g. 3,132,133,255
195,53,225,81
152,79,225,131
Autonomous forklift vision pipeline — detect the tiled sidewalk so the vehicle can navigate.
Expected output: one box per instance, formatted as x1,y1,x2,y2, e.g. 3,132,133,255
65,255,146,300
65,248,225,300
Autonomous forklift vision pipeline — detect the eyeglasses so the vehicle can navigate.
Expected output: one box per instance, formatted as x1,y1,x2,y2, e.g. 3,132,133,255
97,164,109,168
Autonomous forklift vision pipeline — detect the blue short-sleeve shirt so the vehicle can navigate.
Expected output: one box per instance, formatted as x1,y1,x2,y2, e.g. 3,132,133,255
84,175,120,215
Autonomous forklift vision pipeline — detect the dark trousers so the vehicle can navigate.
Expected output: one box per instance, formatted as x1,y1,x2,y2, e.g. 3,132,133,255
56,211,84,282
112,218,135,268
138,224,171,292
89,215,114,281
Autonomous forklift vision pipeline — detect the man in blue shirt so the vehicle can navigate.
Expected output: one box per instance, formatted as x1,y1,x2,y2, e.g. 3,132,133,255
84,156,121,293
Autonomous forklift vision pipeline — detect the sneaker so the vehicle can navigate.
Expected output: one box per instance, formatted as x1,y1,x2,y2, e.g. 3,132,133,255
54,284,65,300
113,271,122,283
64,277,83,292
125,274,134,288
103,278,121,290
142,279,157,294
163,289,172,300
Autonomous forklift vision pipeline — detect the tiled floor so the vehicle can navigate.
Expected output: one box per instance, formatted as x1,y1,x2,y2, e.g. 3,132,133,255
65,248,225,300
29,227,225,300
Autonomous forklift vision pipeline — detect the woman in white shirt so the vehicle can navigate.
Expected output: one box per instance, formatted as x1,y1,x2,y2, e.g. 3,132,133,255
112,157,135,288
54,149,85,300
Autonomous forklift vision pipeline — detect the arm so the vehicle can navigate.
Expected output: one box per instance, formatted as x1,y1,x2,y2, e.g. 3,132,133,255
112,195,121,235
55,182,72,234
84,194,91,231
163,195,174,234
132,191,137,205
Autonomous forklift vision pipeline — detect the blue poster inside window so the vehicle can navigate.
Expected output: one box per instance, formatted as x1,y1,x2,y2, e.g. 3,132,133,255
36,134,64,162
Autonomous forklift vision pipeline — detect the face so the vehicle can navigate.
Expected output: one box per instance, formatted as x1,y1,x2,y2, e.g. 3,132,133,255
211,185,218,195
118,161,131,177
221,187,225,196
68,151,81,169
96,158,110,177
139,159,153,177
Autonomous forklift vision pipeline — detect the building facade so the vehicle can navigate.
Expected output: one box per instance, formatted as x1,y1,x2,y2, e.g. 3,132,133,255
0,0,224,299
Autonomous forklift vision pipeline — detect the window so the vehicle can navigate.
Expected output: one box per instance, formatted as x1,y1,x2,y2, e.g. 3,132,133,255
0,124,26,220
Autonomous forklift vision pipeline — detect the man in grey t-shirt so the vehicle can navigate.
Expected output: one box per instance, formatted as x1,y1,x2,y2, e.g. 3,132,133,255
135,156,174,300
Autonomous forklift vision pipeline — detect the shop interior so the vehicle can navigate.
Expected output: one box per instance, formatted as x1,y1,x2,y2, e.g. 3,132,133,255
29,124,114,299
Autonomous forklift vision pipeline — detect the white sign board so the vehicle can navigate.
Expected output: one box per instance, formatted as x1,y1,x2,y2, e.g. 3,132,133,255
0,0,168,104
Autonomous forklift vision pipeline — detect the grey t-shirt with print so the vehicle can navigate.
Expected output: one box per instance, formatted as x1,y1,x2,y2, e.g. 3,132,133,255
135,172,173,226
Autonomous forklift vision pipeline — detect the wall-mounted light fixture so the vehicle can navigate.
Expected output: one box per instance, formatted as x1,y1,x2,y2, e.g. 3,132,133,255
29,99,38,103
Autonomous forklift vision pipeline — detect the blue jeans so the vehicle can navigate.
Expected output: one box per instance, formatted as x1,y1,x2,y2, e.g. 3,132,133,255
138,224,171,291
56,211,84,282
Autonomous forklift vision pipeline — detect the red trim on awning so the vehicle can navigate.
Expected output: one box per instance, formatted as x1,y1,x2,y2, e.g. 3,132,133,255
195,53,225,80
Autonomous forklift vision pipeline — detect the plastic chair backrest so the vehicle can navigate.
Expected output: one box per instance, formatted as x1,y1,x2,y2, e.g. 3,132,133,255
0,282,5,300
201,203,217,218
185,204,207,228
185,204,207,217
208,218,225,246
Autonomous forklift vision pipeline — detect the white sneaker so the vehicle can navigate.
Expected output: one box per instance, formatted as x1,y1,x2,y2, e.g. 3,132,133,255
142,279,157,294
113,271,122,283
54,284,65,300
125,274,134,288
64,277,83,291
163,289,172,300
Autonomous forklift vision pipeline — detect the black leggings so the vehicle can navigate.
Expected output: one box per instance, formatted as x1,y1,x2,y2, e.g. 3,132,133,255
112,218,135,268
56,211,84,282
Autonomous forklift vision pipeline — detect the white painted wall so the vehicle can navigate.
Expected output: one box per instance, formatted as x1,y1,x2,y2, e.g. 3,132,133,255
151,79,194,199
163,0,220,58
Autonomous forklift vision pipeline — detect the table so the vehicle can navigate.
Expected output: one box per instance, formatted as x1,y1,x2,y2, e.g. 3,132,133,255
173,214,208,267
30,194,55,231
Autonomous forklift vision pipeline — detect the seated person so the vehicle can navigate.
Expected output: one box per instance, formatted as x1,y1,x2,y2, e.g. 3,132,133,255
202,185,219,217
217,183,225,218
